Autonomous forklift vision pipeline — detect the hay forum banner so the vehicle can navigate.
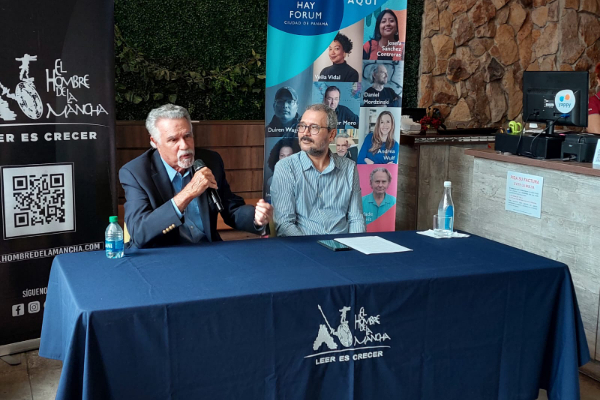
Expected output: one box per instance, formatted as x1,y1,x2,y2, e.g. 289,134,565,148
0,1,116,351
264,0,406,232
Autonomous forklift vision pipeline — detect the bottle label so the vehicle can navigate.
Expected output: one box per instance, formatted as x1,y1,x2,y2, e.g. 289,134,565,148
444,205,454,230
105,240,123,252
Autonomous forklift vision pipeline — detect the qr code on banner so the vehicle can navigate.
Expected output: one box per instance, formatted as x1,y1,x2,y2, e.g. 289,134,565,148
2,163,75,239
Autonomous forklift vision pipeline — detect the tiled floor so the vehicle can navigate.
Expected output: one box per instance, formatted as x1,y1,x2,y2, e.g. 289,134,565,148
1,351,61,400
1,350,600,400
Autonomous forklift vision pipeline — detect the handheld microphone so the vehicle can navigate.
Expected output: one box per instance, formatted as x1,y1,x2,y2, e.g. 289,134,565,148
192,159,224,212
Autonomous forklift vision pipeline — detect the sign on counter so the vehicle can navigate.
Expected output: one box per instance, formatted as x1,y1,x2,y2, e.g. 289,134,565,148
505,171,544,218
593,142,600,169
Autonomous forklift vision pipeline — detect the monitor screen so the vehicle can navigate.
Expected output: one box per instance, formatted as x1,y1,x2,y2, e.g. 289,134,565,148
522,71,589,130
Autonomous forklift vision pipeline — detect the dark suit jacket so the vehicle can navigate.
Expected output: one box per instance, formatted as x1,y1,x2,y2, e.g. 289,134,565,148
119,148,257,248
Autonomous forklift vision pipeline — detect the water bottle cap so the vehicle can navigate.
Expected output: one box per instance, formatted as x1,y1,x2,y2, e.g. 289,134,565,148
444,181,451,187
109,216,118,223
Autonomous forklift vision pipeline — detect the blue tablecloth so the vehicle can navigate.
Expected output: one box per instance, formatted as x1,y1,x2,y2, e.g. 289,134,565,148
39,231,589,400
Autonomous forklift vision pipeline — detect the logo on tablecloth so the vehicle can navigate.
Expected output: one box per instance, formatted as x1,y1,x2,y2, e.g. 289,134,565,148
306,304,391,365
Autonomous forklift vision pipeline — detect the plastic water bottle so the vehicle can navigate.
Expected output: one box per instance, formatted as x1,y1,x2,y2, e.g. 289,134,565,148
437,181,454,235
105,216,124,259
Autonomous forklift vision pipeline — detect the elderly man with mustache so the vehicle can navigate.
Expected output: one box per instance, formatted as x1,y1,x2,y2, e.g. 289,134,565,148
270,103,366,236
119,104,273,248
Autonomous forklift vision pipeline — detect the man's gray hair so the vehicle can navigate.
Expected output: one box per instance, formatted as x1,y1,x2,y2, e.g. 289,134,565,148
370,167,392,183
146,104,192,148
305,103,337,130
336,132,350,139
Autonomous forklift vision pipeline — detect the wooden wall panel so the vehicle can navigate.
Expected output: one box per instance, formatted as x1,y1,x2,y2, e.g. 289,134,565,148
194,121,264,147
202,147,264,170
116,122,149,148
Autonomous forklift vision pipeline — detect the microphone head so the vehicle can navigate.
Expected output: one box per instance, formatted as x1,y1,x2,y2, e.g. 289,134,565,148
193,159,206,171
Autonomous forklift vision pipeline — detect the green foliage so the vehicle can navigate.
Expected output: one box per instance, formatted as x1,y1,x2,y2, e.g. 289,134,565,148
114,0,267,120
115,25,266,120
402,1,424,109
114,0,268,71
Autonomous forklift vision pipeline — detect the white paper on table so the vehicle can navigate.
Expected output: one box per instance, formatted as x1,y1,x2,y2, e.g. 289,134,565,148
417,230,470,239
333,236,412,255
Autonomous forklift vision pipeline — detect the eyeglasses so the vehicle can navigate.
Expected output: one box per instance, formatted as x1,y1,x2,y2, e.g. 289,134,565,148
297,123,330,135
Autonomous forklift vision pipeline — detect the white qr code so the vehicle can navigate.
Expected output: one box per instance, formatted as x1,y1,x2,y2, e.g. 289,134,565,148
2,163,75,239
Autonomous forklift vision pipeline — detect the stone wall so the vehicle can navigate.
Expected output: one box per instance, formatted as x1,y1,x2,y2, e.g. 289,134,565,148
418,0,600,127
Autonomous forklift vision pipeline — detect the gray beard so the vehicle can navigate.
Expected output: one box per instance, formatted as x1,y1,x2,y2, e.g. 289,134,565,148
178,156,194,169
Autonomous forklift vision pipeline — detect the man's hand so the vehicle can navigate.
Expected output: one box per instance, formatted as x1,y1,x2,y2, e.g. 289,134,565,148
173,167,218,212
254,199,273,227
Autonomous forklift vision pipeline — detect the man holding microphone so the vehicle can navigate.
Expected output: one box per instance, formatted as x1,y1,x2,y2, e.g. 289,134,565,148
119,104,272,248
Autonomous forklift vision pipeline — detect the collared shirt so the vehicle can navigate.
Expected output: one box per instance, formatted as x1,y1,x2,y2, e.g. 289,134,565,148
160,157,206,243
270,151,366,237
362,192,396,224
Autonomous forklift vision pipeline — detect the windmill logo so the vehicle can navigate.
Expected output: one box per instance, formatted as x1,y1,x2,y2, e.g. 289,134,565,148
307,304,392,364
313,305,353,350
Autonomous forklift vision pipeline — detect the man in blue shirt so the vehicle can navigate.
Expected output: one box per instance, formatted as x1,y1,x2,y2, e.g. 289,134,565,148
362,168,396,224
119,104,273,248
270,104,366,236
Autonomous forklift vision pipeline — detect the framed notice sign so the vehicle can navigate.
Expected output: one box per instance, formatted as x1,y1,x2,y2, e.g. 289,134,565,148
505,171,544,218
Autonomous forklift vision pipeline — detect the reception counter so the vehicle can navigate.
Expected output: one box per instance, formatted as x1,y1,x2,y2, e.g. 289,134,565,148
453,148,600,362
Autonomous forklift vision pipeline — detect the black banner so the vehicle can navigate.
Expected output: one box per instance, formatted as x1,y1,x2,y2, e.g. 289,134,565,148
0,1,116,347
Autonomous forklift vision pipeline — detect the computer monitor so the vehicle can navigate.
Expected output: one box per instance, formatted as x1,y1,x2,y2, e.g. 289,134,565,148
522,71,589,136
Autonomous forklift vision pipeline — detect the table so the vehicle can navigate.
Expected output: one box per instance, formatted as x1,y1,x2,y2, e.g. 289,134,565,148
39,232,590,400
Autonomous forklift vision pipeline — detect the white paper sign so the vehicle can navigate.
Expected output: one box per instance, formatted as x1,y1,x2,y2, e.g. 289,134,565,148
505,171,544,218
593,142,600,169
